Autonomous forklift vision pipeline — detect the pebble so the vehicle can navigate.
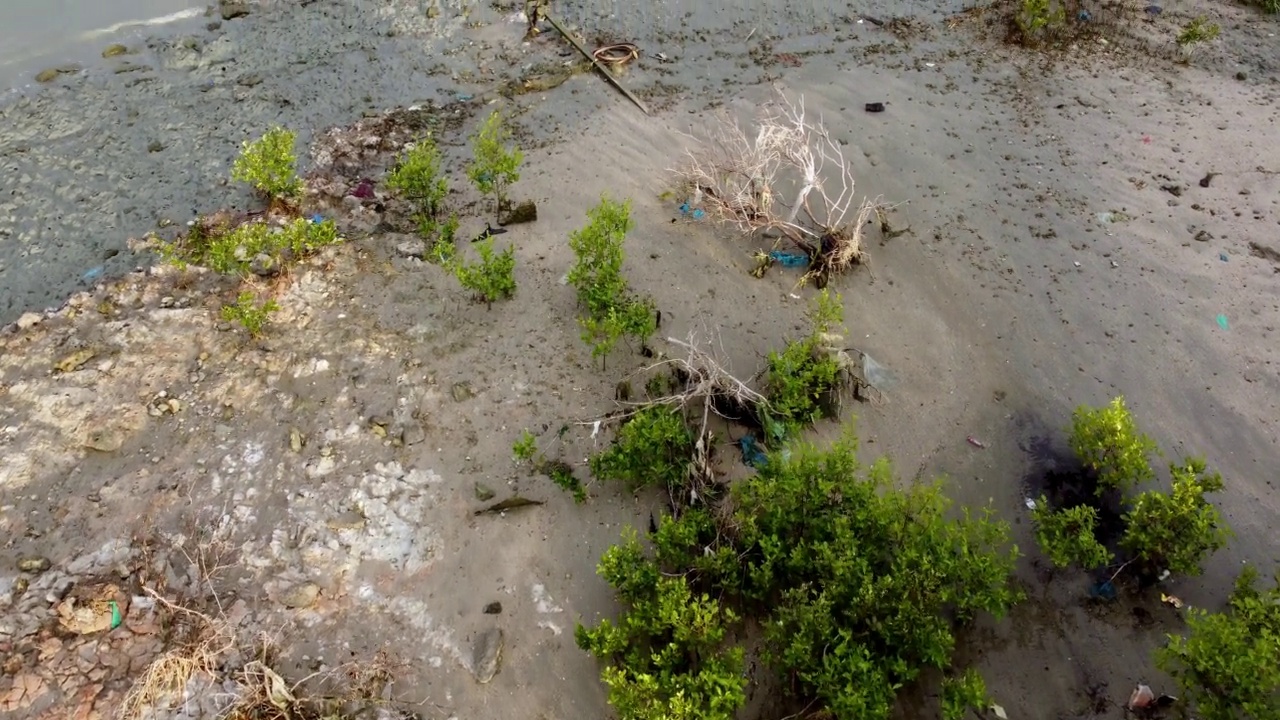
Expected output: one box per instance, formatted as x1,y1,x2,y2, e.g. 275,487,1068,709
471,628,503,683
280,582,320,609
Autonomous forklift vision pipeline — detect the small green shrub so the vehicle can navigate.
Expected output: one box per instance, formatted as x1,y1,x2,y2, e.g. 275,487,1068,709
450,237,516,305
232,126,301,201
467,110,524,213
512,429,586,503
1156,564,1280,720
575,532,747,720
1120,457,1230,577
386,136,449,237
512,429,538,463
164,217,340,275
1255,0,1279,14
1177,16,1221,47
220,292,279,338
429,215,460,265
566,196,657,362
1031,498,1113,570
761,290,846,440
1068,396,1157,495
1016,0,1066,44
590,406,693,491
942,669,990,720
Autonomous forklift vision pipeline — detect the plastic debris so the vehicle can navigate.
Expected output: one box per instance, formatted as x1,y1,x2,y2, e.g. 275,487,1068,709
1089,580,1117,600
737,434,768,468
678,202,705,219
1216,314,1229,330
82,266,104,281
865,102,886,113
310,214,325,224
1024,497,1038,510
768,250,810,268
967,436,987,449
1220,252,1229,262
861,353,897,391
456,92,474,101
1128,684,1155,710
1161,593,1184,609
1078,10,1091,20
1145,4,1162,14
990,704,1008,720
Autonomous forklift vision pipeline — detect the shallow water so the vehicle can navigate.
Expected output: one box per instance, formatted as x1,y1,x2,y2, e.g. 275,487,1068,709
0,0,206,88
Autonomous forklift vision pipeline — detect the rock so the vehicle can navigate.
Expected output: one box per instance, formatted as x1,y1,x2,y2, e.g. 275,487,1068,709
15,312,42,330
402,422,426,446
451,382,473,402
249,252,278,276
18,557,51,574
499,200,538,226
1194,229,1213,242
113,62,148,74
0,672,50,712
289,427,304,453
147,140,165,153
280,582,320,609
474,482,495,502
471,628,503,683
483,601,502,614
237,73,263,87
35,65,80,83
55,348,97,373
84,428,125,453
1161,184,1183,197
395,240,425,259
219,0,251,20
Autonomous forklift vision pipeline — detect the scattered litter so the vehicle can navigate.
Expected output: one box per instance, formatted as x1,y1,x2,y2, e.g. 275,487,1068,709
455,92,474,101
591,420,601,438
864,102,886,113
966,436,987,449
1199,171,1217,188
769,250,809,268
1219,252,1228,262
990,704,1008,720
593,42,640,67
471,223,509,243
1158,568,1172,582
861,353,897,392
1216,314,1229,330
1111,260,1119,268
925,62,936,67
678,202,706,219
1161,593,1184,609
1128,685,1154,710
737,434,768,468
1142,135,1151,144
475,496,545,515
1073,261,1082,268
1078,10,1091,21
350,178,375,199
543,12,649,114
82,265,104,281
310,214,325,224
1145,4,1163,15
1024,497,1038,510
1089,579,1117,600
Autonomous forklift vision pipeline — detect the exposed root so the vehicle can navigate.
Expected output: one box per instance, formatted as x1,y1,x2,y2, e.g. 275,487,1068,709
675,91,893,285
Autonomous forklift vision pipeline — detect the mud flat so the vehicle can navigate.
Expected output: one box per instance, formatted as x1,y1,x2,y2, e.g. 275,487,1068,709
2,1,1280,719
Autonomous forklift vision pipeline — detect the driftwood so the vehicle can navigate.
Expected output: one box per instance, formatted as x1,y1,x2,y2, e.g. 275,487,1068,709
542,12,650,116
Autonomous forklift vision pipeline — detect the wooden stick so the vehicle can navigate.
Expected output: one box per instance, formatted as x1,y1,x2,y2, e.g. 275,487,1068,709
541,12,650,116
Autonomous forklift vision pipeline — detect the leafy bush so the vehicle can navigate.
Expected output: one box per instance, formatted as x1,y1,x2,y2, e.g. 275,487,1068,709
450,237,516,305
386,136,449,238
942,669,990,720
232,126,301,201
590,406,693,491
220,292,279,338
575,532,746,720
1120,457,1231,577
566,196,657,362
1156,564,1280,720
164,217,340,275
761,290,846,439
728,435,1021,719
467,110,524,213
1068,396,1157,494
512,429,538,464
1031,498,1113,570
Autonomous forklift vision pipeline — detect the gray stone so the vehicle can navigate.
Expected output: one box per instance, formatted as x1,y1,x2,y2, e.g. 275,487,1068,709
471,628,503,683
280,582,320,609
451,382,473,402
219,0,251,20
395,240,425,259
